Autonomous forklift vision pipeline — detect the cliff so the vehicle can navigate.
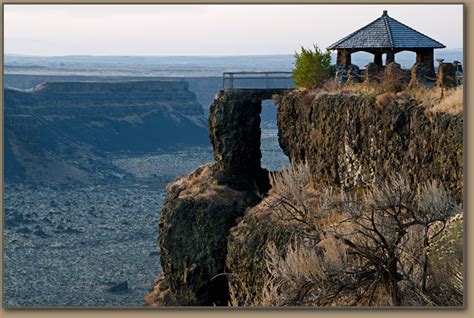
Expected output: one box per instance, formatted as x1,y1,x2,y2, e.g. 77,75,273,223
146,88,463,306
277,90,463,201
4,81,209,184
146,90,273,306
227,89,463,306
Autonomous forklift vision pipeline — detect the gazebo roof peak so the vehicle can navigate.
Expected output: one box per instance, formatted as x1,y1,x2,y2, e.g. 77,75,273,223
327,10,446,51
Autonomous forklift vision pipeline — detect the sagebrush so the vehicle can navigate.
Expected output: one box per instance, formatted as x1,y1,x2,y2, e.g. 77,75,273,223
229,161,463,307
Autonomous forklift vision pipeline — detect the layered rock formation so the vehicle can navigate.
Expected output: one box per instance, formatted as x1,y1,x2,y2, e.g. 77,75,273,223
277,90,463,201
4,81,209,184
147,87,463,306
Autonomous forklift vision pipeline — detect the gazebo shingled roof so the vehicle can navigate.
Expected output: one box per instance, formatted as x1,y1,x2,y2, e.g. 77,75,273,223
327,10,445,74
328,11,445,50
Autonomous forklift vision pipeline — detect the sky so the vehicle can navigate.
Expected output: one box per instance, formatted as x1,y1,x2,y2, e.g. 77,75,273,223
4,4,463,56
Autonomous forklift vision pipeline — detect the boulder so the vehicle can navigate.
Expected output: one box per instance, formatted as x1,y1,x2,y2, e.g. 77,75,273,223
335,65,348,84
436,62,458,88
408,63,431,88
107,281,129,293
365,62,380,83
347,64,361,83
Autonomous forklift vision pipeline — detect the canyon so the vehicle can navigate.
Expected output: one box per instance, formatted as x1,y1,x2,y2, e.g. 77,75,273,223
4,80,208,184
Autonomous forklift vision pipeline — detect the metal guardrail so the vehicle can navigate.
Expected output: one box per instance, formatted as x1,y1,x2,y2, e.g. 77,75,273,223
222,71,294,89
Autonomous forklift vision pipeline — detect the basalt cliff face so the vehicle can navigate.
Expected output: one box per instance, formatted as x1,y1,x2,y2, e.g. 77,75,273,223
146,89,463,306
277,90,463,201
146,90,272,306
4,81,208,184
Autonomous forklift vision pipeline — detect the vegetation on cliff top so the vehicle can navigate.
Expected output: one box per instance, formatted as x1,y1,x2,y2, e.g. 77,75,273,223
303,77,463,116
292,45,332,89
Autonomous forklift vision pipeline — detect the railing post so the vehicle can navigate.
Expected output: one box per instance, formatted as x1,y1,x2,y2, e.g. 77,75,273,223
230,73,234,89
265,72,269,89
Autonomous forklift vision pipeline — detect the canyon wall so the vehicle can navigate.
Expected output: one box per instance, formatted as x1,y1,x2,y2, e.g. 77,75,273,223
277,90,463,201
4,81,209,184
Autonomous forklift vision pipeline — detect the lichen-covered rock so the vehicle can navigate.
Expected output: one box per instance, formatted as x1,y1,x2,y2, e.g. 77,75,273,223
436,62,458,88
335,65,348,84
347,64,361,84
277,90,463,202
148,86,463,307
151,164,262,306
208,90,281,193
365,62,380,83
409,62,431,87
147,89,290,306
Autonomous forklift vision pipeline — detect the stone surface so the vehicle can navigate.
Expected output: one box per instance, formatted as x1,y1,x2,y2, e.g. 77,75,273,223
347,64,361,83
408,62,432,88
365,62,380,83
148,86,463,307
384,62,402,80
148,89,292,306
436,62,458,88
226,198,295,306
154,164,262,306
277,90,463,202
209,90,281,193
335,65,348,84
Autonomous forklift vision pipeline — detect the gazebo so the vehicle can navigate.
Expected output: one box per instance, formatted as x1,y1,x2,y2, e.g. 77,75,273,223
327,10,445,75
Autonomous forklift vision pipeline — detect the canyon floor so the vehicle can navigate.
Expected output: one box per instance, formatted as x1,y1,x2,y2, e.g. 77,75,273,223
3,129,288,307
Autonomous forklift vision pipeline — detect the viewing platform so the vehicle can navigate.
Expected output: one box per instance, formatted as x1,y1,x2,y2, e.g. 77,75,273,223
222,71,295,90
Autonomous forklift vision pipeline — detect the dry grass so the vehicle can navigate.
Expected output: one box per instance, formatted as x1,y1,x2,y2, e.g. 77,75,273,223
375,92,397,109
409,85,463,115
427,213,463,305
168,164,232,200
300,79,462,117
428,86,463,115
237,162,464,307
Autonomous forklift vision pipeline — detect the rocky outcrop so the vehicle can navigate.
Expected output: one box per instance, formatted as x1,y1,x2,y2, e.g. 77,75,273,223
277,90,463,202
147,87,463,307
207,89,287,193
4,81,209,184
225,88,463,305
147,90,285,306
150,164,261,306
225,198,296,306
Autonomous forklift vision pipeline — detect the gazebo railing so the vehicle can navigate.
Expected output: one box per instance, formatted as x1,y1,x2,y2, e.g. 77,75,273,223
222,71,294,89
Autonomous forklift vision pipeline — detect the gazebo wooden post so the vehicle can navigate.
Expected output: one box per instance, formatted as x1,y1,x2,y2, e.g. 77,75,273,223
337,49,352,67
386,51,395,64
374,51,383,67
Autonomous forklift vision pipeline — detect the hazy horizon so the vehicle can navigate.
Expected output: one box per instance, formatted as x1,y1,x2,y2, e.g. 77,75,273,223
5,4,463,56
4,48,465,58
